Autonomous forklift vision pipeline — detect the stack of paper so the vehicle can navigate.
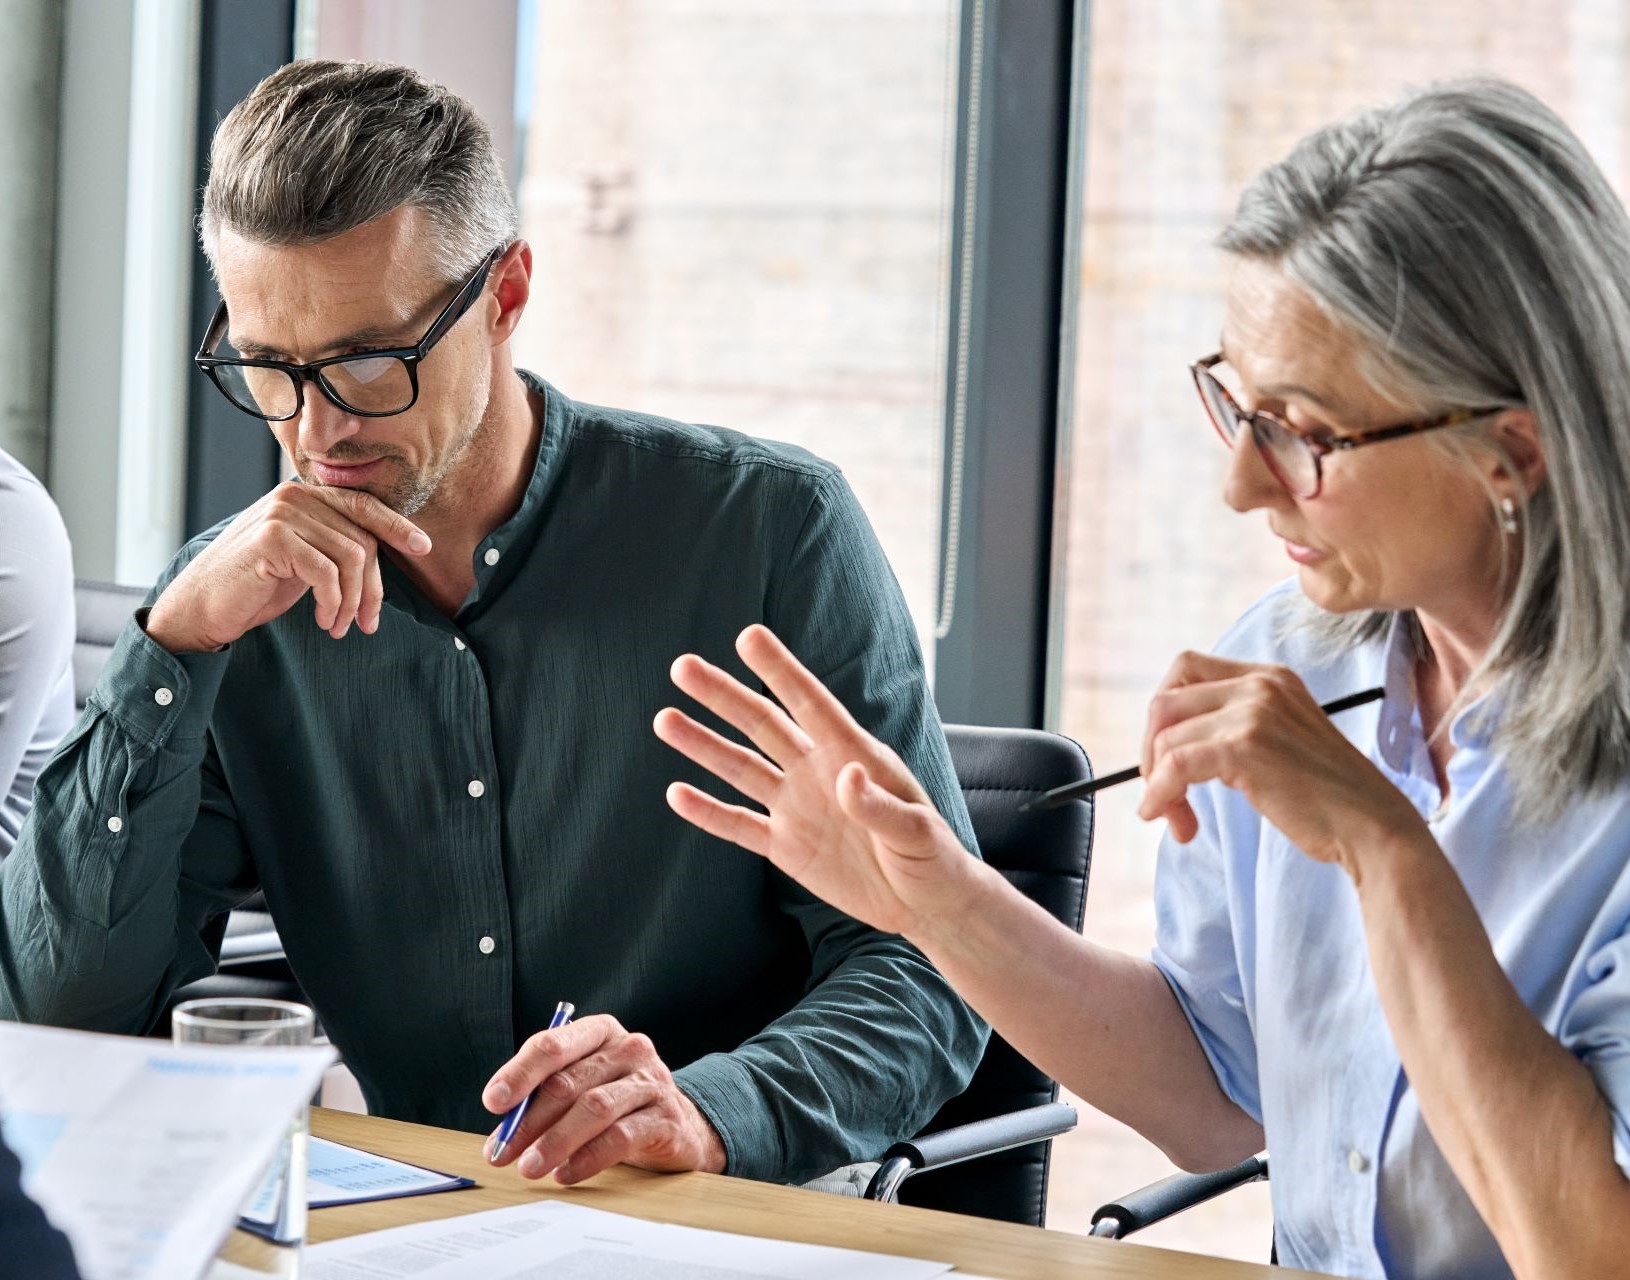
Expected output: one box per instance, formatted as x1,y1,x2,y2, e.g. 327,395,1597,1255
307,1199,954,1279
0,1022,333,1280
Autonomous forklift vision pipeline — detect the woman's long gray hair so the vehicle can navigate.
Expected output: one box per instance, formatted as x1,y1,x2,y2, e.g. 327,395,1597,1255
1219,78,1630,824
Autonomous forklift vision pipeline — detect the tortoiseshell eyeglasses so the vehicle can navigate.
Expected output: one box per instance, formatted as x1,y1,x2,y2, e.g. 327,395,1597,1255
1191,351,1508,499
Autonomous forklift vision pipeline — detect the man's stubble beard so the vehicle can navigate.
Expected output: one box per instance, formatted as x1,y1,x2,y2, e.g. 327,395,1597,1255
299,360,494,519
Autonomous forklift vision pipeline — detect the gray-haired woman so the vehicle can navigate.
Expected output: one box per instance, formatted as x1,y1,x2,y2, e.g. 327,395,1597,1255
654,79,1630,1279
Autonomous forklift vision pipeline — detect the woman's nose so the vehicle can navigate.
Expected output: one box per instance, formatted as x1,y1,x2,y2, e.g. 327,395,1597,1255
1222,423,1286,514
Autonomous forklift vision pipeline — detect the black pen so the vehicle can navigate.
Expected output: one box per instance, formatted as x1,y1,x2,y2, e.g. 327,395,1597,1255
1018,686,1385,812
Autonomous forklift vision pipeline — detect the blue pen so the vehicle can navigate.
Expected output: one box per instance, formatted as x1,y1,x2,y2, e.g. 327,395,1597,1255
490,1000,574,1164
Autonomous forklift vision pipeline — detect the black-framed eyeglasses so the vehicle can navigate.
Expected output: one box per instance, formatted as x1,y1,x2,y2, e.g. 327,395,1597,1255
1191,351,1509,499
194,244,507,422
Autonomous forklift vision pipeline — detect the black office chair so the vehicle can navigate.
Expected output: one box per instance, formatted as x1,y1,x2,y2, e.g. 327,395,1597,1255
861,723,1094,1228
73,580,302,1028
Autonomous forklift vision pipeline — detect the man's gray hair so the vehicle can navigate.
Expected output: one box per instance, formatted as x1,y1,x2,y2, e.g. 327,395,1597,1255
200,59,518,281
1219,78,1630,824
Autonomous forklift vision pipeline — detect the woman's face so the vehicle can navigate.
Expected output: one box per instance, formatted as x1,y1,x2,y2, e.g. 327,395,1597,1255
1218,257,1509,629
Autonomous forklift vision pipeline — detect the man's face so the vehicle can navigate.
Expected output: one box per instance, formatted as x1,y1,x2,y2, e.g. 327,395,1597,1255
212,205,495,517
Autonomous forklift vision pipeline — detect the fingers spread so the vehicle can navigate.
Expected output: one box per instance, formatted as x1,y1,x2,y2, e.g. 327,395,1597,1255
664,783,773,858
733,625,857,744
668,653,812,766
652,707,782,806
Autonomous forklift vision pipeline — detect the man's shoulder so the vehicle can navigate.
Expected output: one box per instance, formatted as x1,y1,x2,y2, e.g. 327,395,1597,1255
554,385,841,494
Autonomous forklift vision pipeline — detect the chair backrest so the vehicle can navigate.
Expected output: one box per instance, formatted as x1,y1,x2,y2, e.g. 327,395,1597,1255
896,723,1094,1227
72,580,147,711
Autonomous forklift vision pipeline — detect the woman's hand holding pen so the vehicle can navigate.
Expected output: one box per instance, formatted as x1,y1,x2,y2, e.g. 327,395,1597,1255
656,624,992,945
1138,651,1425,879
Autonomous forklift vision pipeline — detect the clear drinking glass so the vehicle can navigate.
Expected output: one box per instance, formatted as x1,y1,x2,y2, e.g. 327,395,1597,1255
172,998,316,1279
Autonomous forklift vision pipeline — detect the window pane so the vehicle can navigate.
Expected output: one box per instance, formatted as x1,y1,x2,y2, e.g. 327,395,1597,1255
1051,0,1630,1255
514,1,960,659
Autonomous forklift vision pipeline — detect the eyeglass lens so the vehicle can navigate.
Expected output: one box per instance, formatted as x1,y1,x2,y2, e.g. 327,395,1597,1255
1195,366,1319,498
212,352,416,419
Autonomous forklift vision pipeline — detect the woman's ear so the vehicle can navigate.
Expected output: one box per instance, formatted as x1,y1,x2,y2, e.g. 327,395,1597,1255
1489,407,1546,499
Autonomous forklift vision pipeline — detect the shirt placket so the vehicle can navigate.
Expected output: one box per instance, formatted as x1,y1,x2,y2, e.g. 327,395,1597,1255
448,623,514,1070
1334,998,1405,1276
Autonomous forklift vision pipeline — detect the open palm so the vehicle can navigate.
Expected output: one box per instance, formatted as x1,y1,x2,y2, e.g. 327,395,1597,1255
655,625,980,939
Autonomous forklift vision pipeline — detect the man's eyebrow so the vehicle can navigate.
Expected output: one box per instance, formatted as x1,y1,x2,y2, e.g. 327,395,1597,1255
230,323,412,360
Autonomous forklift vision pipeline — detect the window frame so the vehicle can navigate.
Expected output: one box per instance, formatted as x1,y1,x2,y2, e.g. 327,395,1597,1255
931,0,1089,730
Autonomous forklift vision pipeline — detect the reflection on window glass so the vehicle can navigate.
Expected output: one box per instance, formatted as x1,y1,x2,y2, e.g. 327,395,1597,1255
1053,0,1629,1256
513,1,960,657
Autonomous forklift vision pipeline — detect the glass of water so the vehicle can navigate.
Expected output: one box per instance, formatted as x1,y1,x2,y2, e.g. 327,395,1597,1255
172,998,316,1279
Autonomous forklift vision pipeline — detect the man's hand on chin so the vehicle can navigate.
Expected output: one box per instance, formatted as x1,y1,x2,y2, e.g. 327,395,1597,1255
481,1013,727,1183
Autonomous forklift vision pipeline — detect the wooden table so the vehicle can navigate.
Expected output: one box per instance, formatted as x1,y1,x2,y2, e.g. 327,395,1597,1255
310,1110,1324,1279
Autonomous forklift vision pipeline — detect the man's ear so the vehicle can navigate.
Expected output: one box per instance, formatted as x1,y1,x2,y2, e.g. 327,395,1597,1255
489,240,533,346
1489,407,1546,499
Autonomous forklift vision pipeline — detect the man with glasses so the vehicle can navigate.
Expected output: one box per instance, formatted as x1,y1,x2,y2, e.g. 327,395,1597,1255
0,60,984,1188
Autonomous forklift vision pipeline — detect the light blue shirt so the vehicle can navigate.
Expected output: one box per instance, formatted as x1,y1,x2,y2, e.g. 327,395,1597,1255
1153,580,1630,1279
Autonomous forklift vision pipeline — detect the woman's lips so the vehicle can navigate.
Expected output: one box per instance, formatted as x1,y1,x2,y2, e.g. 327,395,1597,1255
1283,537,1326,565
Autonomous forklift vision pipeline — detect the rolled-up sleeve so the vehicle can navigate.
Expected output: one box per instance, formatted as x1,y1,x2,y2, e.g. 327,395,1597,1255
1150,784,1263,1124
1559,923,1630,1176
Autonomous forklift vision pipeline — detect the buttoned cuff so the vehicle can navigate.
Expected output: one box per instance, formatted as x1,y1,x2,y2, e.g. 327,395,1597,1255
88,609,231,748
673,1052,783,1183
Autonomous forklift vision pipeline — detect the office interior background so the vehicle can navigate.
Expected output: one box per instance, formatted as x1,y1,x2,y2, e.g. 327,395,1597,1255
9,0,1625,1260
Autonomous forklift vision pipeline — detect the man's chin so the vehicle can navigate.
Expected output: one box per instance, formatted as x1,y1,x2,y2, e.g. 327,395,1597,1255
298,461,422,513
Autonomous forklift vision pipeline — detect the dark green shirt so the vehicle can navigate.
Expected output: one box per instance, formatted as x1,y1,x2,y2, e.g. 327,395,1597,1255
0,374,985,1183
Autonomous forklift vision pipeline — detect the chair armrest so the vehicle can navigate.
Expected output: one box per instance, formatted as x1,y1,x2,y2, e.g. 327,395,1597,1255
864,1102,1077,1204
1088,1153,1268,1239
219,909,287,968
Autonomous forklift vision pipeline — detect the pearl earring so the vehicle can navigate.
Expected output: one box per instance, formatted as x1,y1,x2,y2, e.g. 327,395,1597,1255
1500,496,1519,536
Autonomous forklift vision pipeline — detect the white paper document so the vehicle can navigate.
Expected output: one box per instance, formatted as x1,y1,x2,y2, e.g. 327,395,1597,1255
306,1199,954,1279
0,1021,334,1280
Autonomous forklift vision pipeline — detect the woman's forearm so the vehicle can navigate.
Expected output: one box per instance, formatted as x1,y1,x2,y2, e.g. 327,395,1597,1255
1357,830,1630,1277
910,860,1264,1171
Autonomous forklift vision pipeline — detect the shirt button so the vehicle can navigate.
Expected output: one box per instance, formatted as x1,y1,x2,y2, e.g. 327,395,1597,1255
478,935,496,955
467,779,486,798
453,637,467,651
106,816,123,834
483,548,500,566
1347,1149,1370,1174
154,687,174,706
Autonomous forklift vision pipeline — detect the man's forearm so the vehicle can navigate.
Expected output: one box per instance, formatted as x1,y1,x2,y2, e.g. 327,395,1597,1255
674,929,987,1184
0,620,230,1029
